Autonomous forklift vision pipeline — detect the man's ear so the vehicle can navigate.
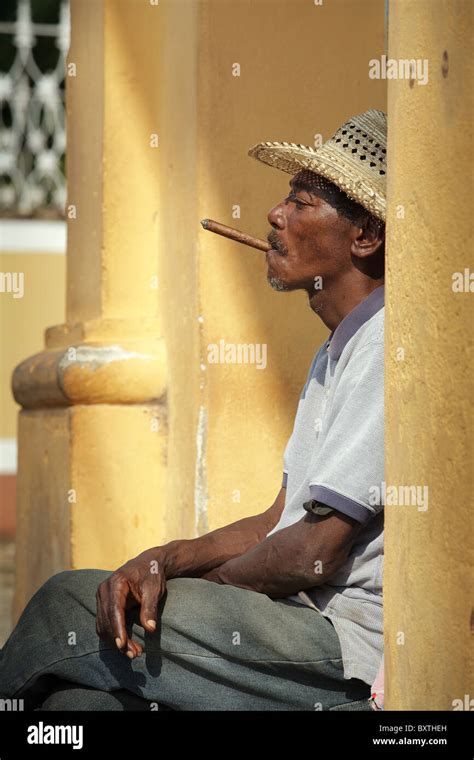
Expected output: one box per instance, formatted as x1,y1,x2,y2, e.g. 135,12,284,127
350,216,385,259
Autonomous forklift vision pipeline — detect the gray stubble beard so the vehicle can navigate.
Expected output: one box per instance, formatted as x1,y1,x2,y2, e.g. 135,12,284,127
267,275,290,291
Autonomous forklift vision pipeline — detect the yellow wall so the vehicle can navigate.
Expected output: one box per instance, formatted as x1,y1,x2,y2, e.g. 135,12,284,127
156,0,200,541
385,0,473,710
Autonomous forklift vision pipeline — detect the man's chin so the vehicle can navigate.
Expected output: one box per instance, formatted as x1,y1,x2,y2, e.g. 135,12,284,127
267,275,291,292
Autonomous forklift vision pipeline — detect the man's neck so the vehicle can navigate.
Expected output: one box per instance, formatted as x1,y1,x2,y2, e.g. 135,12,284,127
308,276,384,332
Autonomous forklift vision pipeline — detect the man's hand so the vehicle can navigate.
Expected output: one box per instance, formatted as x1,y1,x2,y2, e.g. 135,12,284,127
96,547,166,659
95,486,286,658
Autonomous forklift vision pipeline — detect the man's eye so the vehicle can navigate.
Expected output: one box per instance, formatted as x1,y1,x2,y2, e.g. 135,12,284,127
284,194,305,210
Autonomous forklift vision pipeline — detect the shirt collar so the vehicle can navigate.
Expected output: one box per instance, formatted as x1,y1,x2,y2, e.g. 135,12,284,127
326,285,384,361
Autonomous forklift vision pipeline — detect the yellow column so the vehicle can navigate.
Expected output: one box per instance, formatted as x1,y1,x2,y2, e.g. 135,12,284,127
385,0,473,709
11,0,172,618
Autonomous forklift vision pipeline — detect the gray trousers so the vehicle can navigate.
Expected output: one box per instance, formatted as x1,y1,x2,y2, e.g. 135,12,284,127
0,569,371,711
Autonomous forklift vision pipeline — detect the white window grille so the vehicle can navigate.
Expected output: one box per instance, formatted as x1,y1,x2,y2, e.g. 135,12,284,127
0,0,69,219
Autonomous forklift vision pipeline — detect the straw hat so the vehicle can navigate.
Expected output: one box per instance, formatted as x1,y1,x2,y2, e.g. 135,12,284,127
248,108,387,222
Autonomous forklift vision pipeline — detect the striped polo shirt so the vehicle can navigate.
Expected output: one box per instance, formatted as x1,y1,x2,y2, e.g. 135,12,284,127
266,285,384,686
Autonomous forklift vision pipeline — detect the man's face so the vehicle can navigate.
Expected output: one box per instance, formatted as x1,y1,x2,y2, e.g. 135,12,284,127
266,171,355,295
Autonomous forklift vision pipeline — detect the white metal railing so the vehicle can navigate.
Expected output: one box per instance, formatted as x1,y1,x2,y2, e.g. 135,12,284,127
0,0,69,218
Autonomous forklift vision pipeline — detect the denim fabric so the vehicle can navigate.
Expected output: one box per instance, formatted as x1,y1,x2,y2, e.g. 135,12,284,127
0,569,371,711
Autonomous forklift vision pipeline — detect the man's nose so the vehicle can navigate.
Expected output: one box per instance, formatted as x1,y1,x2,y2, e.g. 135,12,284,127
267,200,286,229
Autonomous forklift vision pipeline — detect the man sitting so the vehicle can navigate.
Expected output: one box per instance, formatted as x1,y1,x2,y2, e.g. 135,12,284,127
0,109,386,711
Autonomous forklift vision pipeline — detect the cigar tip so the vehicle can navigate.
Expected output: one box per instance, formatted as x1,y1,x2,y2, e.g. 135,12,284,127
200,218,209,229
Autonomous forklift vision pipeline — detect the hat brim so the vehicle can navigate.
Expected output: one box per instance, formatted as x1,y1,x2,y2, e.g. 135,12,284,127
248,140,386,222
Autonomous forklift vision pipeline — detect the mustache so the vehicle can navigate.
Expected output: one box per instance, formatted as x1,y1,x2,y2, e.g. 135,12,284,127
267,231,288,255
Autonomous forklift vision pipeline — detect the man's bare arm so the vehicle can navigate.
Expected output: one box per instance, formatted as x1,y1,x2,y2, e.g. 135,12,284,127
96,487,287,656
161,486,287,579
201,509,362,597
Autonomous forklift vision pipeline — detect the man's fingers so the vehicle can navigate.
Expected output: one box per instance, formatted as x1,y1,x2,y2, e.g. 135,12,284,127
96,578,127,649
96,583,113,643
126,639,143,659
96,570,163,659
109,576,131,650
139,580,162,632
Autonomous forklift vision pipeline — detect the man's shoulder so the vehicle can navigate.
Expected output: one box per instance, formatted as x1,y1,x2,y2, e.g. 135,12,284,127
344,306,384,358
304,302,384,388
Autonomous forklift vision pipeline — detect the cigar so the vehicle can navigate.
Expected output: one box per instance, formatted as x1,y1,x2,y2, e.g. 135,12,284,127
201,218,270,252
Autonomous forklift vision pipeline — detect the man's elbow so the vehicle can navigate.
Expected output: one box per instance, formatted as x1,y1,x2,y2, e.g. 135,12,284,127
297,511,362,588
298,545,352,588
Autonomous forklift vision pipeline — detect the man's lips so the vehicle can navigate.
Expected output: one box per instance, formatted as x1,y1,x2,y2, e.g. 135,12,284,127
265,249,287,271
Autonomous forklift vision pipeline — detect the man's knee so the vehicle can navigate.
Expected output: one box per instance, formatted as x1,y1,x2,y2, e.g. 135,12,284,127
34,569,111,611
44,568,110,588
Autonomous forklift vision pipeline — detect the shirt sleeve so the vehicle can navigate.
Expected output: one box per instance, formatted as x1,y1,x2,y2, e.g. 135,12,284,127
308,340,384,525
